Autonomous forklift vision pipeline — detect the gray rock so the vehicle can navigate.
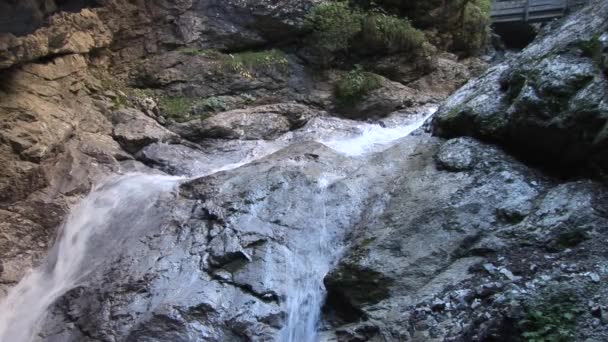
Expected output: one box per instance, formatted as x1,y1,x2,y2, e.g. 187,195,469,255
171,103,321,141
432,0,608,172
112,108,180,154
436,137,477,171
336,75,429,119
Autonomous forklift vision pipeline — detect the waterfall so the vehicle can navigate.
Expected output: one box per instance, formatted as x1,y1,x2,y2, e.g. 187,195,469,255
280,175,334,342
0,174,181,342
0,105,436,342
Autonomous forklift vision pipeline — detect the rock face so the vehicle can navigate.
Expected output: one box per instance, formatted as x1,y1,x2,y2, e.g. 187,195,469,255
0,0,101,37
35,142,370,341
5,0,608,342
0,9,112,69
432,0,608,172
337,75,430,120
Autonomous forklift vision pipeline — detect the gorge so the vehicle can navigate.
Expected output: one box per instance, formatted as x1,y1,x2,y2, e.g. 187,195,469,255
0,0,607,341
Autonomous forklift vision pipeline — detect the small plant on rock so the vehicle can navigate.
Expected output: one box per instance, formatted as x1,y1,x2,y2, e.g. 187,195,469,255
359,13,425,54
225,49,289,77
334,65,382,106
158,96,198,122
518,289,584,342
177,47,224,58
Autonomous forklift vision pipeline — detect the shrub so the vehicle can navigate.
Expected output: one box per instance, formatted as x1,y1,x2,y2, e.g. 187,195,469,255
334,66,382,106
305,2,362,52
225,49,289,77
159,96,234,122
359,13,425,54
159,96,197,122
452,0,491,55
518,290,583,342
196,96,229,113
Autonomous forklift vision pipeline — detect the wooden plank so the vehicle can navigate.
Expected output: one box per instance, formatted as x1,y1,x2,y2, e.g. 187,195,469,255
491,0,588,23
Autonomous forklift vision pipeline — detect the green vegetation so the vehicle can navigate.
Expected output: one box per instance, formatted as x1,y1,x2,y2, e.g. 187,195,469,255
305,2,362,52
177,47,224,58
197,96,229,113
310,0,491,56
158,96,197,122
225,49,290,77
518,290,583,342
305,2,426,56
334,66,382,106
178,47,290,77
359,13,426,54
579,35,606,71
454,0,491,55
111,94,128,109
158,95,241,122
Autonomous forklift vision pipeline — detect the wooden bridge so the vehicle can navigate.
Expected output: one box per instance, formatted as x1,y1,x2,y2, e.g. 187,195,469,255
491,0,589,23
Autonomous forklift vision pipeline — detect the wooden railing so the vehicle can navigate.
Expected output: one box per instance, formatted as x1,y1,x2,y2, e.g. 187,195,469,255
491,0,588,23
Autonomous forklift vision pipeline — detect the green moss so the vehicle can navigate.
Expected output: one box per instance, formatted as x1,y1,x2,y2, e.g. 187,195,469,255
334,65,382,106
578,35,606,72
305,1,362,52
225,49,289,77
359,13,425,54
453,0,491,55
177,47,224,58
197,96,229,113
158,95,231,122
159,96,195,122
112,94,128,108
519,289,584,342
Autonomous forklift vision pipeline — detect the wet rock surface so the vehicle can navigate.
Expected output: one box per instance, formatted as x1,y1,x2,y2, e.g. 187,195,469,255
319,136,608,341
432,0,608,173
1,0,608,341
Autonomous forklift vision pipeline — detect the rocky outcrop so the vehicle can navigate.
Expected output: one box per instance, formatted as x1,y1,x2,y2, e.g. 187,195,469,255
337,75,430,120
170,103,322,141
35,141,368,341
112,108,179,153
432,0,608,172
0,0,101,37
0,9,112,69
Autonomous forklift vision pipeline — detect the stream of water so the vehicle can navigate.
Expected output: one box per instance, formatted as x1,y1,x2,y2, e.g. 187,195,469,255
0,105,436,342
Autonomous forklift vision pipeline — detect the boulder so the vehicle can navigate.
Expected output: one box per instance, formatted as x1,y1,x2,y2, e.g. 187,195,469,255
112,108,180,154
337,75,430,120
432,0,608,172
170,103,322,141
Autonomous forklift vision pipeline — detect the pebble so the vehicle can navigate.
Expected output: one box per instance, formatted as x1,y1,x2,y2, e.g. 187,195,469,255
483,263,497,274
589,272,601,283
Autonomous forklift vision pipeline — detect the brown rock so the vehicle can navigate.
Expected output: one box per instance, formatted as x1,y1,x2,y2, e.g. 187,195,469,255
0,9,112,70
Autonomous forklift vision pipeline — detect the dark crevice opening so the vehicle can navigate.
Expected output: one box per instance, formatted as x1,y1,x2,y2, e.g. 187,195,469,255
321,287,367,327
492,22,538,50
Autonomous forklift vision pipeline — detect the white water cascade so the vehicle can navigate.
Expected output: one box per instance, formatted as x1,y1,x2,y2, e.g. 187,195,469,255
0,175,182,342
0,105,436,342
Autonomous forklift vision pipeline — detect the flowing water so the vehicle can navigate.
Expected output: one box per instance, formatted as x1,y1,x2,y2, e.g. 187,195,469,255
0,105,436,342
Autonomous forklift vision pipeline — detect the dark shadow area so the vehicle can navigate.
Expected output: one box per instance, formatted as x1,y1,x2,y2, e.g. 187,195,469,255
492,22,538,50
321,286,366,326
0,0,102,37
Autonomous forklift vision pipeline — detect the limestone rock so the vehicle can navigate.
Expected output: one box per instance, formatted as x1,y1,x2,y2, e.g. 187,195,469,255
171,103,322,141
0,9,112,69
432,0,608,172
337,75,430,120
112,108,180,154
